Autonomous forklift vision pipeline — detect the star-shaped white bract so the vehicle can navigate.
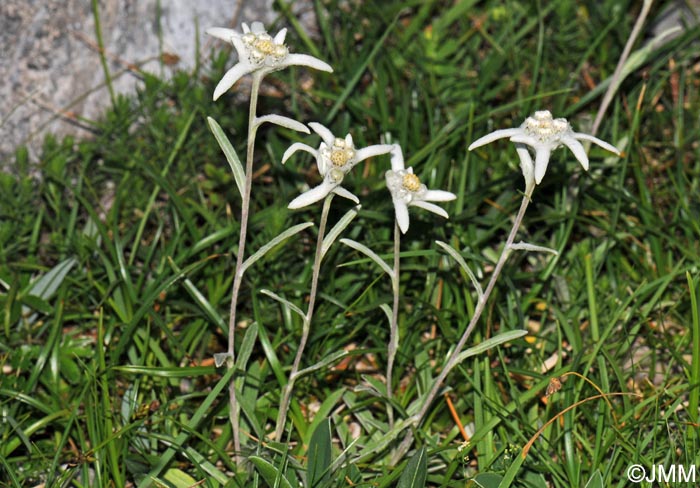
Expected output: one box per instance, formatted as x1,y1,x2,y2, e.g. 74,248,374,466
282,122,394,209
206,22,333,101
385,145,456,234
468,110,620,185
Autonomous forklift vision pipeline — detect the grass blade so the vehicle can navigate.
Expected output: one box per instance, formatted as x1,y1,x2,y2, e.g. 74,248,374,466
584,470,604,488
324,14,399,122
303,389,345,447
321,205,360,259
397,446,427,488
260,289,305,320
207,116,245,198
91,0,115,104
688,271,699,425
138,365,236,488
508,241,558,255
435,240,483,300
241,223,314,274
379,303,393,325
249,456,294,488
340,238,394,279
454,330,527,364
25,257,77,304
167,257,227,331
294,350,349,380
307,418,332,488
131,110,197,265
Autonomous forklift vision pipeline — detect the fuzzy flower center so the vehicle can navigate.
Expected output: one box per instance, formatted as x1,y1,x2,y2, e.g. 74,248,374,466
522,110,569,142
242,32,288,65
329,138,356,168
386,169,426,204
402,173,422,192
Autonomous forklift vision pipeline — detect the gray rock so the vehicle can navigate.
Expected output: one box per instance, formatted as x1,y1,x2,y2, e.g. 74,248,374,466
649,0,700,41
0,0,315,163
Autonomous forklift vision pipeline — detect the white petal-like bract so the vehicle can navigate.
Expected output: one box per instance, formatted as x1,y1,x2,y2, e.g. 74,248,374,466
468,110,620,186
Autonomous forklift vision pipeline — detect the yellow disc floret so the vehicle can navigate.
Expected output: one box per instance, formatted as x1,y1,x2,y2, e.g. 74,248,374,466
402,173,422,192
329,138,356,167
253,36,275,55
243,32,288,65
330,149,354,167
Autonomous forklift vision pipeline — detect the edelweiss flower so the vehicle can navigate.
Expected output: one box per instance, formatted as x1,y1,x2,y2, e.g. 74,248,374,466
207,22,333,101
468,110,620,185
283,123,393,209
385,146,456,234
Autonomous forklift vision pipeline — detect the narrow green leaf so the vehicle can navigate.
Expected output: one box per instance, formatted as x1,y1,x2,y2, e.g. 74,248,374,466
454,330,527,365
509,241,558,255
294,350,349,380
19,294,52,314
114,254,219,359
521,471,548,488
324,14,399,122
303,389,345,447
82,216,100,240
357,373,387,397
321,205,360,259
687,271,699,423
234,323,264,438
351,415,413,464
249,456,294,488
307,418,332,488
584,470,604,488
238,382,264,440
340,238,394,279
257,320,286,387
112,231,137,312
26,257,77,300
241,223,314,274
0,409,71,458
379,303,393,325
236,322,259,373
495,452,526,487
131,109,196,265
474,472,503,488
435,240,483,299
397,446,427,488
139,365,236,488
208,116,245,198
254,114,309,133
190,226,237,255
113,365,215,377
260,289,305,319
26,296,64,393
167,257,227,331
163,468,197,487
0,454,21,485
181,446,229,485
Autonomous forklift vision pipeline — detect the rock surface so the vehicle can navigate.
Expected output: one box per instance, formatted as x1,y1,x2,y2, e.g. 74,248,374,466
0,0,312,162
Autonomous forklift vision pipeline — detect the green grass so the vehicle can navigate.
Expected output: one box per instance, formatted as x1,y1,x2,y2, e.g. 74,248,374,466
2,0,700,486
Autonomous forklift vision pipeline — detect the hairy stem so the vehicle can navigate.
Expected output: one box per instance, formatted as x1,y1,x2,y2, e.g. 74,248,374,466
387,220,401,428
227,72,262,459
275,194,334,440
394,184,534,462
